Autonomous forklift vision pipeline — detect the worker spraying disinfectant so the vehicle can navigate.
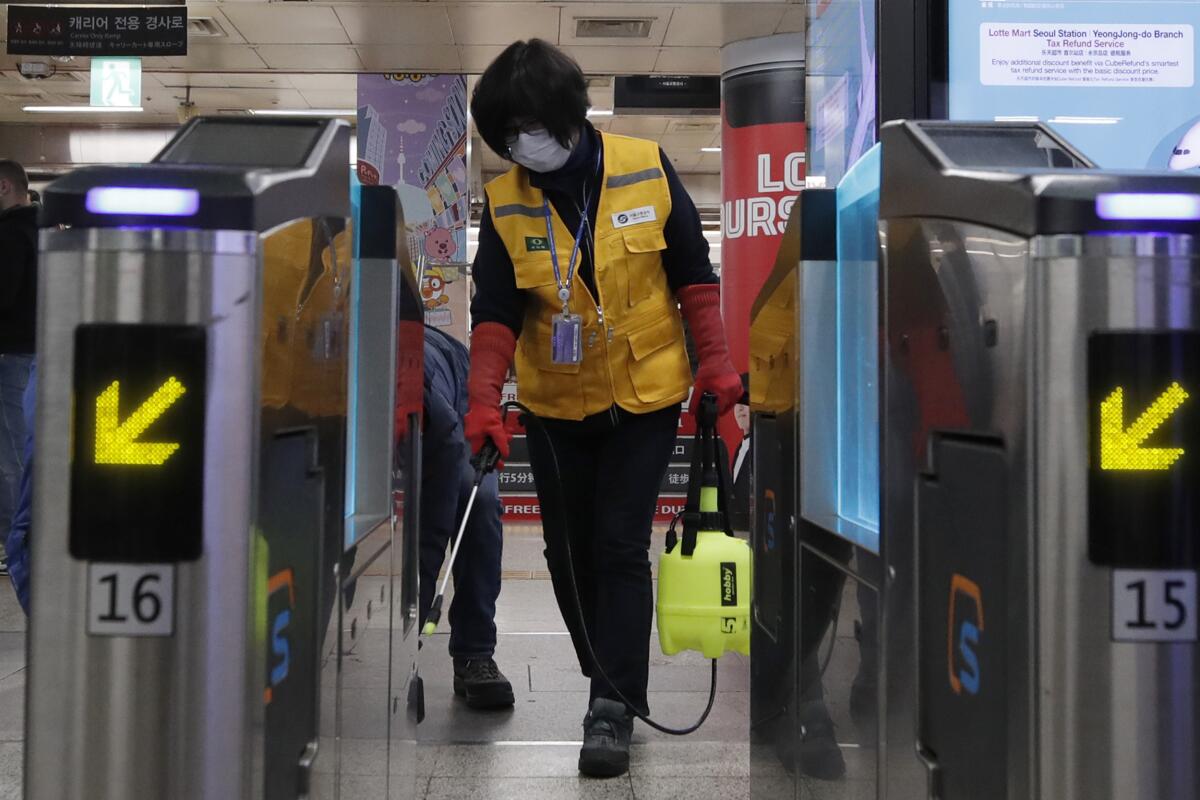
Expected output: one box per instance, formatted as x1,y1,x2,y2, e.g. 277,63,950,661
422,390,750,752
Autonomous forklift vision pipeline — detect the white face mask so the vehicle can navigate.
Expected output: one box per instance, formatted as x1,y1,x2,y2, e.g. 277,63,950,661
508,128,573,173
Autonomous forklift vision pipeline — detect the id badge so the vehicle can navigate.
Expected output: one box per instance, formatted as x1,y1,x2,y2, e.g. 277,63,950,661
551,313,583,365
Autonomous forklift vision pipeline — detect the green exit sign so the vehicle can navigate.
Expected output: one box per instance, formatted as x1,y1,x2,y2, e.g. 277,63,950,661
90,57,141,108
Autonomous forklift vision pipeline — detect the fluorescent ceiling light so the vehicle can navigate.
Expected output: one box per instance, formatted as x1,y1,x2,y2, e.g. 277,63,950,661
1096,193,1200,221
25,105,143,113
86,187,200,217
701,147,722,153
248,108,355,117
586,109,613,117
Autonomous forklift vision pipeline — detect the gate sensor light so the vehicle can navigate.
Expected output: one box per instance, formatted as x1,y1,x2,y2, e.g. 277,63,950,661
86,187,200,217
1096,193,1200,221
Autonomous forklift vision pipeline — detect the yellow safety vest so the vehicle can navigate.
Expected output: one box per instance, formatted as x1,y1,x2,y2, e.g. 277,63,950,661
484,132,692,421
260,217,350,417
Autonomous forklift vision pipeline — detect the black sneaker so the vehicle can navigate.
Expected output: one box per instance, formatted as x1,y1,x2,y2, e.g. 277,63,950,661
796,700,846,781
578,698,633,778
452,658,514,710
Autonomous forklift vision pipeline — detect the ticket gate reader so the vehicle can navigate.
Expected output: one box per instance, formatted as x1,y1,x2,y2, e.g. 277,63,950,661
879,121,1200,800
26,117,415,800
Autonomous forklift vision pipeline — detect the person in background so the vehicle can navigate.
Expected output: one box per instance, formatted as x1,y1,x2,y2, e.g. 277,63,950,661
418,323,514,709
6,360,32,611
0,161,36,582
465,40,742,777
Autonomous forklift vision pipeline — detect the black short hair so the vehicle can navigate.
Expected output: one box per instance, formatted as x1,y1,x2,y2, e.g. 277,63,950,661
471,39,590,160
0,160,29,194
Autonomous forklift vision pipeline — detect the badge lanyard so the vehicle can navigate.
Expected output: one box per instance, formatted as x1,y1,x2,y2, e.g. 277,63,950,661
544,149,602,365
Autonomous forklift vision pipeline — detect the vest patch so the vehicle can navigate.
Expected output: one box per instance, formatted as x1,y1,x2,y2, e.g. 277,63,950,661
612,205,657,229
525,236,551,252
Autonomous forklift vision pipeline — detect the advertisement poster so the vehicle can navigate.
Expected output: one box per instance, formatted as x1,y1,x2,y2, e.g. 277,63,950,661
721,69,806,376
951,2,1200,170
419,264,469,344
357,74,470,341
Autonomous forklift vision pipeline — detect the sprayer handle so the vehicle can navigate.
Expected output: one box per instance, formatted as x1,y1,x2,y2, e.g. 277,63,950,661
471,440,502,477
696,392,719,428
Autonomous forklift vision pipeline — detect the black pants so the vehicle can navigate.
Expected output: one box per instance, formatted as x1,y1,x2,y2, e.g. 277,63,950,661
526,403,681,715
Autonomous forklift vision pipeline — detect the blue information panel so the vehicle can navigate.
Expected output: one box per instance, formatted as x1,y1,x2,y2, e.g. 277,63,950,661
950,0,1200,170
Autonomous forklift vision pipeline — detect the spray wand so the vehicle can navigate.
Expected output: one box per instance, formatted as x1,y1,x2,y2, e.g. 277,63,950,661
421,440,501,636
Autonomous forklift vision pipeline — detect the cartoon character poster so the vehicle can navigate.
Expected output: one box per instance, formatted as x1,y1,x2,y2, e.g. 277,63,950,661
420,265,469,341
357,74,469,272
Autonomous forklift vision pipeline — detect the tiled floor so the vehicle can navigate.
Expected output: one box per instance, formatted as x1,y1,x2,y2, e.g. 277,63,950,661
0,527,757,800
413,528,754,799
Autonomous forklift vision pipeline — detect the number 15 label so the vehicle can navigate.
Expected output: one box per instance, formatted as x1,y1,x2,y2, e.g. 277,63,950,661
87,563,175,637
1112,570,1197,643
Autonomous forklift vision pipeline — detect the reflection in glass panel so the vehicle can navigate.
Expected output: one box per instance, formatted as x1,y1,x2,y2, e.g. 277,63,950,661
835,145,881,540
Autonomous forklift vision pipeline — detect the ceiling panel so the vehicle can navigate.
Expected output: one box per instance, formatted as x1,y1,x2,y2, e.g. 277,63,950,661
458,44,508,73
665,152,701,171
665,118,720,134
662,3,787,47
157,73,294,90
653,46,720,74
558,3,675,47
299,88,358,108
777,6,807,34
608,115,671,136
167,45,267,71
356,45,462,72
335,5,454,46
448,4,559,46
255,45,362,72
222,6,349,45
289,73,358,92
189,86,308,109
659,130,721,150
697,151,722,172
562,44,659,73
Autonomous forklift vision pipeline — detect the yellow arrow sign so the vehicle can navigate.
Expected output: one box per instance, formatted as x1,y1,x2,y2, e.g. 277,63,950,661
94,376,187,466
1100,382,1190,471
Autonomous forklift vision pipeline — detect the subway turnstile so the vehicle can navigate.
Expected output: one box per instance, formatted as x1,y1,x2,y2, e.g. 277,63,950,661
880,121,1200,800
27,118,421,800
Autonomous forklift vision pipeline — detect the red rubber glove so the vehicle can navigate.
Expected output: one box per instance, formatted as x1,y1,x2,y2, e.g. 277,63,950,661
678,283,744,416
464,321,517,464
394,320,425,444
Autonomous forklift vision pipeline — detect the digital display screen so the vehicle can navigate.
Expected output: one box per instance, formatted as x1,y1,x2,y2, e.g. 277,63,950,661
806,0,876,186
156,119,323,167
921,125,1090,169
70,324,207,562
950,0,1200,170
1089,332,1200,568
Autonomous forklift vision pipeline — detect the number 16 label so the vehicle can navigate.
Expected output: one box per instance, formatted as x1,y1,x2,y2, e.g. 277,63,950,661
1112,570,1197,643
87,563,175,637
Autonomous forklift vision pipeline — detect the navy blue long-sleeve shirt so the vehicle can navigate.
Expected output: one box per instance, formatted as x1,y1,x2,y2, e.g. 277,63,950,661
470,123,717,335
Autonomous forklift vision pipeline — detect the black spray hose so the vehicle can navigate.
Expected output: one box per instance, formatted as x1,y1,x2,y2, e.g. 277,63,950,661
506,400,718,736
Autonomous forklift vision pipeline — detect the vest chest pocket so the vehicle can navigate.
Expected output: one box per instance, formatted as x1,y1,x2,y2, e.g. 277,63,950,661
619,227,669,308
513,255,570,318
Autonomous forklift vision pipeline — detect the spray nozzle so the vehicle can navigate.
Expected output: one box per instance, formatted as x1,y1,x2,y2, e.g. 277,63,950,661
421,594,444,637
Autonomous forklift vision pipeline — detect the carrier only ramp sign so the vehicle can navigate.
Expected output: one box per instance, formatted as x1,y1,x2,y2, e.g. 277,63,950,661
7,6,187,57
